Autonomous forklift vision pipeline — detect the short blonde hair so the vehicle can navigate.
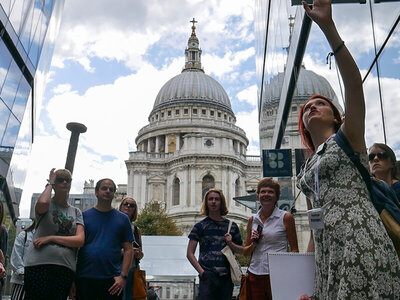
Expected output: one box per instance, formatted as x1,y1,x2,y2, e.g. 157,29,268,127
55,169,72,179
200,189,228,216
119,197,138,222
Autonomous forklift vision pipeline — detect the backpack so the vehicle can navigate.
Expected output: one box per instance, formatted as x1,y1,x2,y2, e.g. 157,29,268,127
334,129,400,258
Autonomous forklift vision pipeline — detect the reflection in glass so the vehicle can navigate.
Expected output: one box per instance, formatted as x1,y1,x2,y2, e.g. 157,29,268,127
0,60,22,109
0,0,13,16
12,76,30,121
0,40,13,92
1,113,20,147
0,100,11,140
9,0,32,36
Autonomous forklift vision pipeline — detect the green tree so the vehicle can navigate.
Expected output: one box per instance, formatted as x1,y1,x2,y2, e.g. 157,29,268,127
135,201,182,236
236,222,251,266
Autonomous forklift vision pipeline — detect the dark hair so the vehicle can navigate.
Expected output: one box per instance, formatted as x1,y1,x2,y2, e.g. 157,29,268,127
369,143,400,180
119,197,138,222
95,178,117,192
256,178,281,200
298,94,343,153
25,219,36,232
200,189,228,216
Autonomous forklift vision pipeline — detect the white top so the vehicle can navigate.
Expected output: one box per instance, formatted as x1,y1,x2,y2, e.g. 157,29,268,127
248,207,288,275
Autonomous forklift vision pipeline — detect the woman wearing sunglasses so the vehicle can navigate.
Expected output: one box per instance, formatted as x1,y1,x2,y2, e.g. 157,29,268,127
24,168,85,300
369,143,400,199
119,197,143,300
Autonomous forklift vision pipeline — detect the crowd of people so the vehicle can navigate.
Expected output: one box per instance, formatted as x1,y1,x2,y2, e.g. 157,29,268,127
0,1,398,300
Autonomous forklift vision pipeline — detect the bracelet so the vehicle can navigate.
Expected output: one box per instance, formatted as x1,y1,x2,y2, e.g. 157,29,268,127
120,273,127,280
326,41,345,69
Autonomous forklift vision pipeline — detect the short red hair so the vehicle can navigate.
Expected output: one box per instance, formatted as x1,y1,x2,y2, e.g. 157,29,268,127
298,94,343,153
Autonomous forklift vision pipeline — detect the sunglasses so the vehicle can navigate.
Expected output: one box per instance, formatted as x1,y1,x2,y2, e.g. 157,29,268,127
55,177,72,184
122,202,136,208
368,151,389,161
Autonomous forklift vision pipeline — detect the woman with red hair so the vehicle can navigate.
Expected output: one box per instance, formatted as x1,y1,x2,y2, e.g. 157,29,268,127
297,0,400,299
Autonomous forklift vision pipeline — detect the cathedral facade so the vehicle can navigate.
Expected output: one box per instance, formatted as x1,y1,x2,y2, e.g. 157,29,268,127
125,22,261,234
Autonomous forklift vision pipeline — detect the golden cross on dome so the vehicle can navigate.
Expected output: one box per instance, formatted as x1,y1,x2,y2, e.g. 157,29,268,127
190,18,197,35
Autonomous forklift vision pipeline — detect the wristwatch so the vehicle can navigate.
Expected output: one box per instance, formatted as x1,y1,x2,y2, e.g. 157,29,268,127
120,273,127,280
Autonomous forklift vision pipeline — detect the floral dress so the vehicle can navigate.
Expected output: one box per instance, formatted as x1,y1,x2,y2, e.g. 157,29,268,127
297,137,400,299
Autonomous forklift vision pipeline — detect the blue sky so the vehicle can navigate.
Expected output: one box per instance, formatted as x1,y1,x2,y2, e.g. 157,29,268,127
18,0,400,217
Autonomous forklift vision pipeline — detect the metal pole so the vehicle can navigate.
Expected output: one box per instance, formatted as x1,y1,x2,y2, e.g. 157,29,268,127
65,122,87,174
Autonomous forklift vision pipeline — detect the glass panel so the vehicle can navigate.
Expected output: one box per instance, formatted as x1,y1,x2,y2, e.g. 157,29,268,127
376,24,400,148
44,0,54,15
29,7,49,67
11,75,30,121
0,0,13,16
370,1,400,49
1,113,20,147
0,99,11,141
9,0,32,35
0,39,13,92
19,0,34,54
0,60,22,108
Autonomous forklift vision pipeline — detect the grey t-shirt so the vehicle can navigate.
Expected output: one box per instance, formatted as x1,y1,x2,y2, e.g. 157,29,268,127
25,201,84,272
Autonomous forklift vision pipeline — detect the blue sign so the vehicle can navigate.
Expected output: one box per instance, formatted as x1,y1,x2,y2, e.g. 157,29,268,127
262,149,292,177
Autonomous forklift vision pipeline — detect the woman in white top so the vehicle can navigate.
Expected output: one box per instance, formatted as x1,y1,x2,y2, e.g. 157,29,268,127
243,178,298,299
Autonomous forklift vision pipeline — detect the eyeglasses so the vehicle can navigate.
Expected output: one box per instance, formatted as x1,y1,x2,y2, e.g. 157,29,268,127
122,202,136,208
55,177,72,184
368,151,389,161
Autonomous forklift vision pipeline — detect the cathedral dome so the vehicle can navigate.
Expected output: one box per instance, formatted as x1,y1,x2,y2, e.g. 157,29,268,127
263,66,339,109
150,19,233,116
152,69,233,113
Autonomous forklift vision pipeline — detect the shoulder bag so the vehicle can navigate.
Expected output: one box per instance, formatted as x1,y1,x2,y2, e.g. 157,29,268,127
335,129,400,258
221,219,242,285
132,269,147,300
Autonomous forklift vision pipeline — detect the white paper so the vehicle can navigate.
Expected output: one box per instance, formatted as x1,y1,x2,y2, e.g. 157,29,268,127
268,252,315,300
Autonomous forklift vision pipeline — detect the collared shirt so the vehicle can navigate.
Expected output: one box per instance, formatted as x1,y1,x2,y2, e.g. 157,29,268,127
248,207,288,275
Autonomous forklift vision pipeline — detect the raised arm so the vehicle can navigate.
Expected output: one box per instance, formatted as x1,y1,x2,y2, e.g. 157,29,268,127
36,168,56,215
303,0,365,152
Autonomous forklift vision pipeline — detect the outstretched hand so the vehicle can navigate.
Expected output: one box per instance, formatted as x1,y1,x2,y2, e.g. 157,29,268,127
302,0,333,28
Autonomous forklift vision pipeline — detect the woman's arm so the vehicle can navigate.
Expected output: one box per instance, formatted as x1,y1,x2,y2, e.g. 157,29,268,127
243,217,258,257
133,227,144,260
303,0,365,152
306,198,315,252
33,224,85,248
36,168,56,215
11,231,26,275
284,213,299,252
187,239,204,277
224,233,243,254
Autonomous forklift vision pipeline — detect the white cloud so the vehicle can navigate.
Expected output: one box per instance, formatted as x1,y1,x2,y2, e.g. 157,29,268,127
236,108,259,154
53,84,72,94
237,84,257,107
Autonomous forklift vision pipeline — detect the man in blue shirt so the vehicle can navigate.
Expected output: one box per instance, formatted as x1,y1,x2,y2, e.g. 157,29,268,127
76,178,134,300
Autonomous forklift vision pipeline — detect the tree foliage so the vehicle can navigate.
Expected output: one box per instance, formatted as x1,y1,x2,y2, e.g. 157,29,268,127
135,201,182,236
236,222,251,266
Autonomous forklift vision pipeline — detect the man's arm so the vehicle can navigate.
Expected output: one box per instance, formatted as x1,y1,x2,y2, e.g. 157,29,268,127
109,241,133,296
187,239,204,277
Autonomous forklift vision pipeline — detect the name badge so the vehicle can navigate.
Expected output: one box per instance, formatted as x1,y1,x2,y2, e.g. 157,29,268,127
307,208,324,230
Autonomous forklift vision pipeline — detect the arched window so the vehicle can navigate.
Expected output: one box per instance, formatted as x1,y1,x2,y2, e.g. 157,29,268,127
172,178,180,205
202,175,215,199
235,178,240,207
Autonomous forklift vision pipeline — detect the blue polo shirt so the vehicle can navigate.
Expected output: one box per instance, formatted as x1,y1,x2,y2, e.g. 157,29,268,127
76,208,134,279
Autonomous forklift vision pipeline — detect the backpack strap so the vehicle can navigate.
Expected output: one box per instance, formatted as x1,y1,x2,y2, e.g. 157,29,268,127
334,129,374,199
227,219,233,234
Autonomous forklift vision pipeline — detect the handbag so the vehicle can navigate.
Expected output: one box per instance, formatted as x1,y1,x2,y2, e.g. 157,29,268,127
132,269,147,300
238,272,251,300
221,219,242,285
335,129,400,258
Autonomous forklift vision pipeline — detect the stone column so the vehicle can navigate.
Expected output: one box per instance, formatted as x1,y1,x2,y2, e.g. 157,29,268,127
190,168,196,207
222,167,227,202
183,168,188,206
165,135,168,154
133,173,140,208
127,169,134,197
155,136,159,153
141,172,147,207
147,139,151,153
176,135,180,151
